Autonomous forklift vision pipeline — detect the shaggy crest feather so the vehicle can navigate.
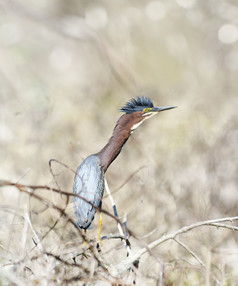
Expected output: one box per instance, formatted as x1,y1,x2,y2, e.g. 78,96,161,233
120,96,154,114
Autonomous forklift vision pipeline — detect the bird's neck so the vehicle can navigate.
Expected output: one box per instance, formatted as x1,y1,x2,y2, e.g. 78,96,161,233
97,115,132,173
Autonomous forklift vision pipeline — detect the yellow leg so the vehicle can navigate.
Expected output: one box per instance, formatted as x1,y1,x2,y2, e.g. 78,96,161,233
82,230,88,246
98,212,103,241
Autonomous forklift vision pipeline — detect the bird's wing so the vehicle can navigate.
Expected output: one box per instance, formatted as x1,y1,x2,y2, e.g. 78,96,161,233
73,155,104,229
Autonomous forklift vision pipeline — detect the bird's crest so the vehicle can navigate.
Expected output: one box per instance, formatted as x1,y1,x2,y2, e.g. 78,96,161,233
120,96,154,114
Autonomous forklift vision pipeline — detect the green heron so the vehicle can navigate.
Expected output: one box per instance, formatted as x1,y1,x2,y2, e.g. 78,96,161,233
73,96,176,236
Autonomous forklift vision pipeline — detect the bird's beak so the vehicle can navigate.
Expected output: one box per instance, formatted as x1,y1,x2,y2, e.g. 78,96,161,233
152,106,177,112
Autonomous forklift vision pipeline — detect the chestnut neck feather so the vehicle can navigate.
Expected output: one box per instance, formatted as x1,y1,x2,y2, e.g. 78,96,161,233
97,112,142,173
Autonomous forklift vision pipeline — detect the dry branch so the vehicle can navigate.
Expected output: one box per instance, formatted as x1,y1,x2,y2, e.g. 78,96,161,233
1,179,238,283
110,216,238,276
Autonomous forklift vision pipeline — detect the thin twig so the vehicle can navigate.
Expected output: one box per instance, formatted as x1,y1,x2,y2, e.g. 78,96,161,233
104,165,146,197
173,238,206,268
209,223,238,231
25,212,44,251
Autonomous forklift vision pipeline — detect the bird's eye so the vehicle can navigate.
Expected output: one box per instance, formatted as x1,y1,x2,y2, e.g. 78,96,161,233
143,107,152,113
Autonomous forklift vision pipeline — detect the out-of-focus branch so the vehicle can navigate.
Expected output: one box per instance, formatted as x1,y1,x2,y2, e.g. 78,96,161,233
4,0,139,91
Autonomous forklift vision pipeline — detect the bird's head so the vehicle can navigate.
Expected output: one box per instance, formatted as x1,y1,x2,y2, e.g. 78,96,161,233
120,96,176,132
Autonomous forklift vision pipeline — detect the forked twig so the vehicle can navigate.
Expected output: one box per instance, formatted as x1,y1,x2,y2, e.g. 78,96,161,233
111,216,238,276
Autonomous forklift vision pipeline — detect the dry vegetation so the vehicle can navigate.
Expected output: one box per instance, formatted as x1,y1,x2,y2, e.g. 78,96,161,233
1,0,238,285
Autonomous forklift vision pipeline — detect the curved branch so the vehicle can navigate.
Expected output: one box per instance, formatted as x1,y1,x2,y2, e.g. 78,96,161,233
111,216,238,276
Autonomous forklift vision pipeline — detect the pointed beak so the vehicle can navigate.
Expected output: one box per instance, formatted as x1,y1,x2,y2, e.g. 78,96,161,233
152,106,177,112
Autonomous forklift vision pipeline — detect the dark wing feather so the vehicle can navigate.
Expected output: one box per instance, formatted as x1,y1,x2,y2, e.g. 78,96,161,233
73,155,104,229
120,96,154,114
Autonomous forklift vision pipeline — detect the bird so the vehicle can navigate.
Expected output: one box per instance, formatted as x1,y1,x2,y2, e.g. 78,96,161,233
72,96,176,235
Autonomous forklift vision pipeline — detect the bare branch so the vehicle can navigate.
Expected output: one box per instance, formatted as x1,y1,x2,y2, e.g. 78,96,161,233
111,216,238,276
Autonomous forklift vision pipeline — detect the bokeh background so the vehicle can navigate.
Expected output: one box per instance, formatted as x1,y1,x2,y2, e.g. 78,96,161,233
1,0,238,285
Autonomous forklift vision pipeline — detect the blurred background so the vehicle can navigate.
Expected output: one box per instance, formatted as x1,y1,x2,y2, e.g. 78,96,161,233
1,0,238,284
